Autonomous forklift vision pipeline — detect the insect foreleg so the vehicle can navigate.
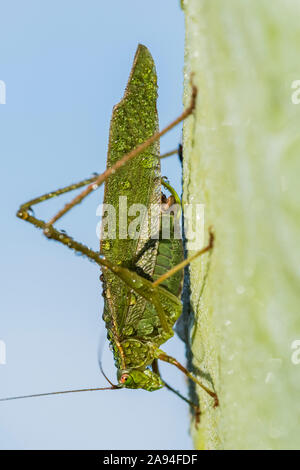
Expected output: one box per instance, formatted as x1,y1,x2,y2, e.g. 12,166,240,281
155,352,219,408
161,178,181,207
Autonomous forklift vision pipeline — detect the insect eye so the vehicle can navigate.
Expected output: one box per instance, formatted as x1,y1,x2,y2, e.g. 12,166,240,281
120,373,130,384
120,374,131,384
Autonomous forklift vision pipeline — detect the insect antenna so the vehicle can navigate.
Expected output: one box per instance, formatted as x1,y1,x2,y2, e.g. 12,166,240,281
0,384,121,402
99,360,116,387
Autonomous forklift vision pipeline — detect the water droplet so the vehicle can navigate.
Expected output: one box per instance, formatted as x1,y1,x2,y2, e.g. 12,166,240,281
102,241,111,251
129,293,137,305
17,210,28,220
123,326,134,336
92,184,99,190
102,312,110,322
121,180,132,190
141,157,153,169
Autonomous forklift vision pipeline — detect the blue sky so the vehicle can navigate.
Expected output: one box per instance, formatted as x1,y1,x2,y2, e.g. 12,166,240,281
0,0,193,449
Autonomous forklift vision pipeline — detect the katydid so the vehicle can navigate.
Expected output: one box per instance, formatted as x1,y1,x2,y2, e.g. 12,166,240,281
1,44,218,412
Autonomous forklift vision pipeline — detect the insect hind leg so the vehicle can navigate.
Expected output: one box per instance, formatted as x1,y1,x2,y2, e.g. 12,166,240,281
16,175,114,270
17,174,98,216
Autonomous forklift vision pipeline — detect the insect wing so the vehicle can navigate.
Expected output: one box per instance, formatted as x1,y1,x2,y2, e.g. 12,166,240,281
101,44,161,338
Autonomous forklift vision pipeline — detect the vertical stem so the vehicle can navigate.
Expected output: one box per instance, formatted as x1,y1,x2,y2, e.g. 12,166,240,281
183,0,300,450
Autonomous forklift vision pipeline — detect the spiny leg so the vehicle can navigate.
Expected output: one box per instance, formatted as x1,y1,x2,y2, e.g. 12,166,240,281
17,185,181,326
18,86,196,256
46,85,197,227
17,174,99,213
152,359,200,425
156,352,219,408
17,177,189,338
18,209,104,266
16,173,110,263
17,184,121,275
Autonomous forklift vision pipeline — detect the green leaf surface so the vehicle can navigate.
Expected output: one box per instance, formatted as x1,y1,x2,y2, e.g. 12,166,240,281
182,0,300,450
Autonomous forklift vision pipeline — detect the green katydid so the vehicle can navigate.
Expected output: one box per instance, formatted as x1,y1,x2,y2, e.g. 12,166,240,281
1,44,218,413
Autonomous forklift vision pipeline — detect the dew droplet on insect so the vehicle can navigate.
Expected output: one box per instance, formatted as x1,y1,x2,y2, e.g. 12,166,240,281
121,180,132,190
92,184,99,190
141,157,153,169
103,240,111,251
129,293,137,305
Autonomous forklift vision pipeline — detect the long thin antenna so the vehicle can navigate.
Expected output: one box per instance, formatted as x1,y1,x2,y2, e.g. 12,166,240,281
0,385,120,402
99,360,116,388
